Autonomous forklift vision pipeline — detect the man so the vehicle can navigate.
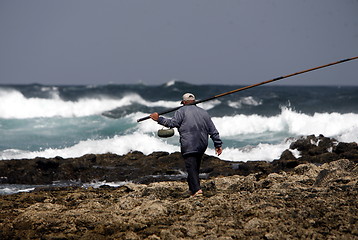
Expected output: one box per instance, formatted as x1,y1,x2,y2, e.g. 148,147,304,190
150,93,223,197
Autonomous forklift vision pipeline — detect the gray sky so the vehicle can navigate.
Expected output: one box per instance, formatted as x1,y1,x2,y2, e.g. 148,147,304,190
0,0,357,86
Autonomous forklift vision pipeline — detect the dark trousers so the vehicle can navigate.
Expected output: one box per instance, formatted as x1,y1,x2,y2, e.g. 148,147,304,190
184,153,204,194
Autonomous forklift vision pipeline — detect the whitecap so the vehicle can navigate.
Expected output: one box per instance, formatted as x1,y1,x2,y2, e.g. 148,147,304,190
0,89,180,119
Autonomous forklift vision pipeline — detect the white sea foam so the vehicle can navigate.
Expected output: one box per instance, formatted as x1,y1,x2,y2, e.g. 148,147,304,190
0,185,37,195
228,96,262,109
1,104,357,162
133,107,358,161
212,107,358,138
0,87,224,119
336,126,358,143
199,99,221,111
0,133,179,160
0,88,180,119
0,181,130,195
0,133,300,162
165,80,176,87
1,110,356,161
82,180,129,189
214,141,301,162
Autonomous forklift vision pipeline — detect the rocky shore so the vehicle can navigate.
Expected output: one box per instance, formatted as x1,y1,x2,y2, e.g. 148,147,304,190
0,135,357,239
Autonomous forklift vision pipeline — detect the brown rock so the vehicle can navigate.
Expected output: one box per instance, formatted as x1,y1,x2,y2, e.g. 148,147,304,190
1,159,356,239
1,135,357,186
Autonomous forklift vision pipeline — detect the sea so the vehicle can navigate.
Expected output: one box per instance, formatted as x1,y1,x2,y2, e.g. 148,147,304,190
1,81,358,194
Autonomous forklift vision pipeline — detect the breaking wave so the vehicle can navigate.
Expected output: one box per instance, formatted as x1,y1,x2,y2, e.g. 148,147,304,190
0,88,180,119
1,83,357,162
1,108,357,161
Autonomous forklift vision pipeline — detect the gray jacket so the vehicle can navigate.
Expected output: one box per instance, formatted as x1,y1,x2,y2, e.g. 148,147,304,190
157,105,222,156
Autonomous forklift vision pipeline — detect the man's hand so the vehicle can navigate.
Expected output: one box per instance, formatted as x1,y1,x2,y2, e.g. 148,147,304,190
150,112,159,121
215,147,223,156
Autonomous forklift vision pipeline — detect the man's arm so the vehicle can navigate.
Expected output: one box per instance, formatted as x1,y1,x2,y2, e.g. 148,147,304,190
206,116,223,156
150,111,182,129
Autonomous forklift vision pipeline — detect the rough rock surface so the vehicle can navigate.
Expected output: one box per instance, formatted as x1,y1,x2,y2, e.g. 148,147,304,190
0,159,357,239
0,135,357,239
1,135,357,185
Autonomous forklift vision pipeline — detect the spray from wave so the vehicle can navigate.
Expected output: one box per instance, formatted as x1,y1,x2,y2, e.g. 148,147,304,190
213,107,358,138
0,88,181,119
1,108,357,161
1,84,358,162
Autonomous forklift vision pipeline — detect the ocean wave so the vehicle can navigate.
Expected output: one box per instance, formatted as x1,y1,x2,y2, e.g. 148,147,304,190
0,87,223,119
228,96,262,109
219,141,301,162
0,88,182,119
0,133,178,160
0,133,296,162
1,107,357,161
212,107,358,139
0,124,355,162
134,107,358,143
1,84,358,163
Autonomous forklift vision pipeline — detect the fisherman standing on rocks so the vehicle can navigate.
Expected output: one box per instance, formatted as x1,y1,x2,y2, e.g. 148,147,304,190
150,93,223,197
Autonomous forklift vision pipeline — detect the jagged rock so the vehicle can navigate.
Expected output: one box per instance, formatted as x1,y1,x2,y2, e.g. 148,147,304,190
0,159,356,239
1,135,357,186
279,149,297,161
289,135,358,164
3,135,358,239
334,142,358,154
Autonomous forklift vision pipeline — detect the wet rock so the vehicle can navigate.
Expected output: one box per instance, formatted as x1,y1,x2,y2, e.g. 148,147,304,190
279,149,297,161
289,135,358,164
334,142,358,154
1,135,357,187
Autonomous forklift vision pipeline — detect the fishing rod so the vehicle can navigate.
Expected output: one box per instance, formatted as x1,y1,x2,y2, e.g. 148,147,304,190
137,56,358,122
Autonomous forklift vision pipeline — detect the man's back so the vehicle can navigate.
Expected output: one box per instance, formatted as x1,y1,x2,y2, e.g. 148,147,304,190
150,92,222,196
158,105,221,155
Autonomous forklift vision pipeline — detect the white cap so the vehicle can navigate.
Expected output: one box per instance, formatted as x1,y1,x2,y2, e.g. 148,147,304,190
182,93,195,102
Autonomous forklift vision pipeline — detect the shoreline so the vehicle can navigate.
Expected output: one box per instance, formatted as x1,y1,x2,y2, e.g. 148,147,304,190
0,134,357,239
1,135,357,187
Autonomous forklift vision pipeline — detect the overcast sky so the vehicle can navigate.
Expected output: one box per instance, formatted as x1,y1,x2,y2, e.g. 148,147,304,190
0,0,357,86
